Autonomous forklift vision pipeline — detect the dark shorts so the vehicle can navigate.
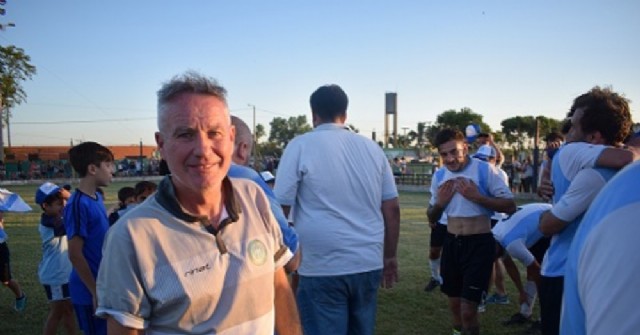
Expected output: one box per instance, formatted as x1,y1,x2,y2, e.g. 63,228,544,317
530,236,551,264
0,242,12,283
430,222,447,248
540,275,564,335
441,233,495,304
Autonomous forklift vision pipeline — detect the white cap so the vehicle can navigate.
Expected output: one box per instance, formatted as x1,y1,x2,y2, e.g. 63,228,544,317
260,171,275,183
474,145,496,159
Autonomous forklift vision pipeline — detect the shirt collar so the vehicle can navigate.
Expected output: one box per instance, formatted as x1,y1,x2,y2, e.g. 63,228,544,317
154,176,241,227
313,123,350,132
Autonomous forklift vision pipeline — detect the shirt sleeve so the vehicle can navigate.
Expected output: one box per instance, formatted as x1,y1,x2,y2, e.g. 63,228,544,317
64,197,89,240
429,169,440,206
487,164,514,199
96,225,149,330
551,169,606,222
273,140,302,207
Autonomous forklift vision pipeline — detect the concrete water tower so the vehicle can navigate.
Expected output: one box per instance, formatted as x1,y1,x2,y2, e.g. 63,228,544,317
384,92,398,148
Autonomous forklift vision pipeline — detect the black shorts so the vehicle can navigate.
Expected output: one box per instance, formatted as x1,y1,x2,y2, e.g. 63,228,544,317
0,242,12,283
540,275,564,335
530,236,551,264
430,223,447,248
441,233,495,304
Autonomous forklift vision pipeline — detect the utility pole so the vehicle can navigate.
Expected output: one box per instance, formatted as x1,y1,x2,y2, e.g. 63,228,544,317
247,104,258,170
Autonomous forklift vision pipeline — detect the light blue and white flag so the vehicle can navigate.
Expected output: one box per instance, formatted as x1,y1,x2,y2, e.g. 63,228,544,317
0,188,32,212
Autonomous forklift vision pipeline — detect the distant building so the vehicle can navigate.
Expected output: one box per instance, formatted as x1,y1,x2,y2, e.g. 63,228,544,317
3,145,158,162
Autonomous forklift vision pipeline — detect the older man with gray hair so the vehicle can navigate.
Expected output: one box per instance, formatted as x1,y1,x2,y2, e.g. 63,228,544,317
96,71,301,335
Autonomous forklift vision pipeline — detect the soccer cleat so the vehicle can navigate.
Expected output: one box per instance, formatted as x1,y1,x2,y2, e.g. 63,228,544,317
14,293,27,312
485,293,510,305
502,312,530,326
424,278,441,292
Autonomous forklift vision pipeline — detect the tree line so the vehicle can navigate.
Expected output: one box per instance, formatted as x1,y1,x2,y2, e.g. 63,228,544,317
256,107,566,159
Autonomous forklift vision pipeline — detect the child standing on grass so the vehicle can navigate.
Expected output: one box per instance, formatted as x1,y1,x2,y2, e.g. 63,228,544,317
64,142,114,335
36,182,76,335
107,186,135,226
0,211,27,312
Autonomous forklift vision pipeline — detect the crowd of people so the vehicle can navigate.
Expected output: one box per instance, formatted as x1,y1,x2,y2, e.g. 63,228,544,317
1,72,639,335
424,86,640,335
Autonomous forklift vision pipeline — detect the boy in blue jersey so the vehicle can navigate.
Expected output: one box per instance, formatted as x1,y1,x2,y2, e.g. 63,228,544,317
64,142,114,335
36,182,76,335
493,203,552,326
537,87,638,335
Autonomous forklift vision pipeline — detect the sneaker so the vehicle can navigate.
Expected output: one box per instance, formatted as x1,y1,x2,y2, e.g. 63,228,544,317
477,292,487,312
14,293,26,312
477,300,486,313
502,312,530,326
486,293,509,305
424,278,440,292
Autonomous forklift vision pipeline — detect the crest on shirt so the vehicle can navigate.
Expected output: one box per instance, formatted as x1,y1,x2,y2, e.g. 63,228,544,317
248,239,267,266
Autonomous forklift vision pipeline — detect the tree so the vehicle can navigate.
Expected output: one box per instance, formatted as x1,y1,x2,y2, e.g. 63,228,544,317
255,123,266,142
426,107,491,146
0,45,37,160
501,115,563,149
268,115,312,148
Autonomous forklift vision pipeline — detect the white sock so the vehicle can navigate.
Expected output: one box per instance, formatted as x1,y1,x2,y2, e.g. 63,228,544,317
520,281,537,317
430,258,442,283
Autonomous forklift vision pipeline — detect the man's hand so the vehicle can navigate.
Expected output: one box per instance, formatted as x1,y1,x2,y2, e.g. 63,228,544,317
381,256,399,289
435,179,456,207
537,178,554,201
455,178,481,202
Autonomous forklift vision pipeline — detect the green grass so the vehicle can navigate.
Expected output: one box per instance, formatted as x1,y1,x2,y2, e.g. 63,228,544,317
0,181,537,334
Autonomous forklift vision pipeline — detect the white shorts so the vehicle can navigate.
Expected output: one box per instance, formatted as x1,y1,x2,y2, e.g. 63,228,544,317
43,283,71,302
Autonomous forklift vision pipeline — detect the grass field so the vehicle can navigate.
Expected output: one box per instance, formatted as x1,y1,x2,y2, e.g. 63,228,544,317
0,180,537,334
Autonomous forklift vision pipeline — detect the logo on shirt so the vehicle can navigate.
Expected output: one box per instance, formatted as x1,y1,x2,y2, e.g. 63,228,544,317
248,239,267,266
184,263,211,277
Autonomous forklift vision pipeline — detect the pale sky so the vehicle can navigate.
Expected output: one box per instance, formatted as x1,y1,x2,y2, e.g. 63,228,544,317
3,1,640,146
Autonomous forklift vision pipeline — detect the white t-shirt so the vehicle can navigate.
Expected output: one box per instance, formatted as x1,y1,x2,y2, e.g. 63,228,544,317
274,123,398,276
430,157,513,219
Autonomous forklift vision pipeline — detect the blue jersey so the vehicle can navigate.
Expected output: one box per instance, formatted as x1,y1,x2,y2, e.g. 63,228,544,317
228,165,299,254
492,203,552,248
542,143,606,277
64,190,109,304
561,163,640,335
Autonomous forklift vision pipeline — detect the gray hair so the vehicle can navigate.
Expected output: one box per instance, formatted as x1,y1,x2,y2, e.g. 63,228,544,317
157,71,229,133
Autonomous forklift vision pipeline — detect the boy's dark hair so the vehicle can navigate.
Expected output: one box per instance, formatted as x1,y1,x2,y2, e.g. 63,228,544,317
40,192,63,209
134,181,157,197
571,86,632,145
544,131,564,143
117,187,135,203
477,132,490,138
310,84,349,122
68,142,114,177
434,128,465,148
